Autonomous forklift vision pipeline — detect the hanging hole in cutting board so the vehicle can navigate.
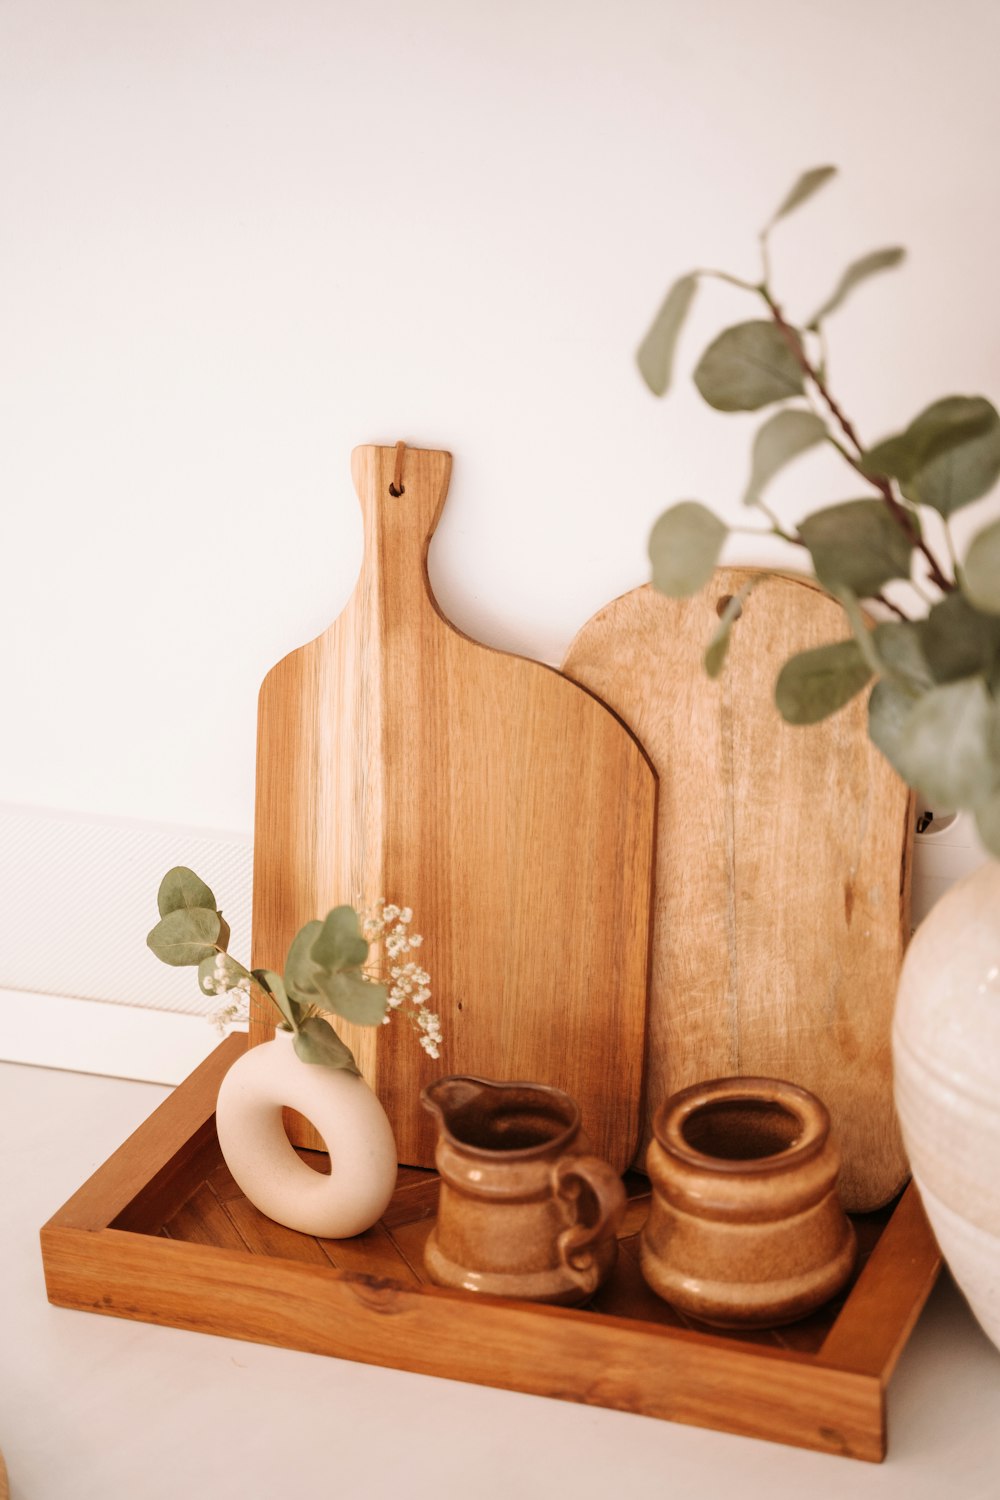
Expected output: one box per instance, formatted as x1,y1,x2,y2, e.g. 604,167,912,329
389,438,406,495
716,593,743,620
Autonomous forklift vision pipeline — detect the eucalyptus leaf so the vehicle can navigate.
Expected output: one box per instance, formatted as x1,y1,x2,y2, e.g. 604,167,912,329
963,518,1000,614
693,321,806,412
649,502,728,598
799,500,913,597
146,906,221,966
311,905,370,974
862,396,1000,516
871,621,933,690
868,677,922,774
807,247,905,329
774,639,873,724
764,165,837,231
309,968,388,1027
157,866,217,919
293,1016,360,1073
919,592,1000,685
284,919,324,1003
894,677,999,807
834,587,882,675
198,954,216,994
252,968,300,1030
637,274,698,397
906,399,1000,514
198,951,246,996
858,432,913,485
743,409,827,507
974,787,1000,860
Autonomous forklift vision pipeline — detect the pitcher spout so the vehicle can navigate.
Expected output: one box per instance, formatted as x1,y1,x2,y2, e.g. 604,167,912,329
420,1075,492,1130
421,1075,581,1155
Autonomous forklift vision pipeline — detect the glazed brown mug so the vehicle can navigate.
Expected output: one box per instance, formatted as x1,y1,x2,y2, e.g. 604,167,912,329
421,1075,626,1306
640,1076,857,1329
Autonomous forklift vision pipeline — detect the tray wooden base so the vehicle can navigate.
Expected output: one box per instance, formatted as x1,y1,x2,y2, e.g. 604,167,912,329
41,1037,940,1462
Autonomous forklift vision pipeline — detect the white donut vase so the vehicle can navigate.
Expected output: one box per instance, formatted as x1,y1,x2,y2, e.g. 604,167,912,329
215,1029,398,1238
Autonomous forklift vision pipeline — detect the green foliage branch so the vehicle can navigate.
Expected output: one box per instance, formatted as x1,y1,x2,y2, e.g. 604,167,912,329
638,166,1000,855
146,866,388,1072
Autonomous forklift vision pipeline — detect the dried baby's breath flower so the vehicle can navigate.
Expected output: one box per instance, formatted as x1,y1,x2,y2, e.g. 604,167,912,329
360,898,444,1057
210,989,250,1035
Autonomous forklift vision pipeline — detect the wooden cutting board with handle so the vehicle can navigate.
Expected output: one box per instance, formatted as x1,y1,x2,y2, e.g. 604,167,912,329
562,568,913,1211
250,444,655,1171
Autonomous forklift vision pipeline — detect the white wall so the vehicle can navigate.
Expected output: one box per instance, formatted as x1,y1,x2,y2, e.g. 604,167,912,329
3,0,1000,840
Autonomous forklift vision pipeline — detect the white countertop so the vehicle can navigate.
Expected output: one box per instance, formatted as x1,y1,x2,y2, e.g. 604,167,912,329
3,1059,1000,1500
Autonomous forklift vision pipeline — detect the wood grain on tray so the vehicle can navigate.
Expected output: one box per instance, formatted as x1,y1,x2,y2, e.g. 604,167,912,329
41,1037,941,1463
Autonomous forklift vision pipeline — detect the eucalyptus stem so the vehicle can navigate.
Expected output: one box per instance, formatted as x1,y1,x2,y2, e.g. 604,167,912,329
695,266,762,292
214,944,250,976
758,286,955,594
214,945,256,991
759,233,773,289
215,945,295,1030
872,591,911,622
739,497,802,545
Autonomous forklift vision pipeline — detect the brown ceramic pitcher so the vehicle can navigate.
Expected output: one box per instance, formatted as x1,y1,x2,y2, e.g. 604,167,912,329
640,1076,857,1329
421,1076,626,1306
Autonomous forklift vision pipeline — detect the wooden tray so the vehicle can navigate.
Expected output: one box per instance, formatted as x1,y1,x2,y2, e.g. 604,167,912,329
40,1037,940,1463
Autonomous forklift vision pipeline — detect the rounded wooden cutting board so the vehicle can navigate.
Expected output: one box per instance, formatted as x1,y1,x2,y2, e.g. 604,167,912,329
250,445,655,1171
563,568,913,1212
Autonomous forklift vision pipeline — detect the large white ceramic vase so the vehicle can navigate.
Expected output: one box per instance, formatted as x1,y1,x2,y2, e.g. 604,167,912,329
893,860,1000,1350
215,1029,398,1238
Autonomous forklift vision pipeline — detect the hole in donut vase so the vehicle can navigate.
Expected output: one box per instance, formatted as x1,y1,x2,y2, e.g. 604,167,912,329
215,1030,398,1238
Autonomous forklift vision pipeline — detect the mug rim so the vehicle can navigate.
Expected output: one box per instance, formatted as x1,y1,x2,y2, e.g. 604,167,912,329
652,1075,830,1175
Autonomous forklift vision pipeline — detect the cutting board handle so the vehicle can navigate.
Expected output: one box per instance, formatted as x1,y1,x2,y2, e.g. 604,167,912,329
351,444,453,615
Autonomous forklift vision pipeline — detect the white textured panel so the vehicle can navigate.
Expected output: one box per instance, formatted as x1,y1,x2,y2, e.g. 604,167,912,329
0,803,252,1014
0,988,240,1084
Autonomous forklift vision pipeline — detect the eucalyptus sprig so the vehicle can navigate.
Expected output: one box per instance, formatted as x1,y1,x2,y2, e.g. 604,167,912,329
638,165,1000,856
146,868,441,1071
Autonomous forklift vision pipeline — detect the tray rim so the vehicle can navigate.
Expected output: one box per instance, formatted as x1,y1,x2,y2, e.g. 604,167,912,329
40,1036,941,1463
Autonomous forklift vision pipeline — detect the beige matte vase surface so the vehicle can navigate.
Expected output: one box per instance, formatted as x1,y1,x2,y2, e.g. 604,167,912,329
640,1077,856,1329
421,1076,626,1306
215,1029,397,1238
893,859,1000,1353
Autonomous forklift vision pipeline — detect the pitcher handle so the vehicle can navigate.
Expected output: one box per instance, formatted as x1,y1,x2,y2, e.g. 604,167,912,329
551,1155,627,1297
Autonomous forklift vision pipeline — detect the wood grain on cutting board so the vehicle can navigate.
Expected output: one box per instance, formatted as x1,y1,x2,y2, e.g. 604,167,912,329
251,445,655,1171
562,569,913,1211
